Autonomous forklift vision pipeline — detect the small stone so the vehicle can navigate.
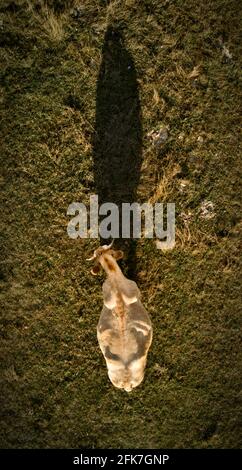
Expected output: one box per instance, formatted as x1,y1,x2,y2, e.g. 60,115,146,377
197,135,204,143
179,179,190,192
222,45,232,60
200,200,215,219
218,38,233,60
148,127,169,146
178,132,185,141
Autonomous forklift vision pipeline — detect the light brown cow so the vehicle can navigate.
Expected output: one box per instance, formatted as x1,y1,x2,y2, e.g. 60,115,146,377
87,242,153,392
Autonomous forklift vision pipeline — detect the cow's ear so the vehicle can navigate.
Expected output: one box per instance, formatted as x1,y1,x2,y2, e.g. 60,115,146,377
91,264,101,275
113,250,124,260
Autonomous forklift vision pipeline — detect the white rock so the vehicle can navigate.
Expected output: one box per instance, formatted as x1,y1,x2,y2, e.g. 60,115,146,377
200,200,215,219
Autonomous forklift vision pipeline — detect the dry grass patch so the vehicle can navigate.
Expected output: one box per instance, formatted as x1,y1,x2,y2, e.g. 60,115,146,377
27,0,68,42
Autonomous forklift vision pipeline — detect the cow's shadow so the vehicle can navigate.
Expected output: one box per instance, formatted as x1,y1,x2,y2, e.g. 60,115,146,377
92,24,142,278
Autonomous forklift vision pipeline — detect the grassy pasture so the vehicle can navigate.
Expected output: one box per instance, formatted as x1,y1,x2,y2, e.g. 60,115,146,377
0,0,241,448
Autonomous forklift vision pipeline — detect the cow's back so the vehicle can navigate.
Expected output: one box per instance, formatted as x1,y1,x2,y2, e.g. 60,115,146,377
97,300,152,391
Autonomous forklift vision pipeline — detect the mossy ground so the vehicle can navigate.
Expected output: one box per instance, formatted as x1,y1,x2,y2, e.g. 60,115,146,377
0,0,241,448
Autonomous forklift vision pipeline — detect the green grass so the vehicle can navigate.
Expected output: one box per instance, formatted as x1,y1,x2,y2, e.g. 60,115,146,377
0,0,241,448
